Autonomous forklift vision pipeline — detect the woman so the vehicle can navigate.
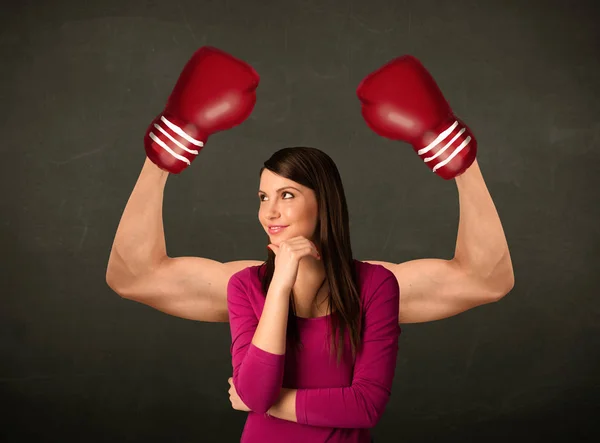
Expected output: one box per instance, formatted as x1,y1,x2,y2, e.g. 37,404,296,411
226,147,400,442
105,46,514,440
106,47,513,330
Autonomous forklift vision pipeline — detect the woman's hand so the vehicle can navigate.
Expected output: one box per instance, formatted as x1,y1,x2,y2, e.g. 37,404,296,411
228,377,251,412
267,236,321,291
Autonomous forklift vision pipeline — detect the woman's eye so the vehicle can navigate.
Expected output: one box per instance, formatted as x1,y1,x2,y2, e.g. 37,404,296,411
259,191,293,201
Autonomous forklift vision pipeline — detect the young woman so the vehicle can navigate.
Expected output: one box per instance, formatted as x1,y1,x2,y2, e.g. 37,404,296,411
105,47,512,329
227,147,400,442
105,47,514,441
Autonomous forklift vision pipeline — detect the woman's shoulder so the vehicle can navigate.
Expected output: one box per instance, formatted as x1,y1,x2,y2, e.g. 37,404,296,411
227,263,266,299
353,259,396,283
353,259,399,302
229,262,265,281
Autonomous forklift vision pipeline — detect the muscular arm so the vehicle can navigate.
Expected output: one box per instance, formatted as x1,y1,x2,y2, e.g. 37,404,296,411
105,157,261,323
109,255,259,322
366,159,515,324
249,161,513,422
107,158,512,325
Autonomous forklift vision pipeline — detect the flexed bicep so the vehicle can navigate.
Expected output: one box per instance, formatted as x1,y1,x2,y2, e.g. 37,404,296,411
363,258,499,324
111,257,262,322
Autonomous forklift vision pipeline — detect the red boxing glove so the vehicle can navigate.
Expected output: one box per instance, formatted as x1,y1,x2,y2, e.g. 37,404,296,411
357,55,476,180
144,46,259,174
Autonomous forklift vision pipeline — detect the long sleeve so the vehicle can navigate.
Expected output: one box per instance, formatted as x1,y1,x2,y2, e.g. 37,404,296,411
295,273,401,428
227,272,285,414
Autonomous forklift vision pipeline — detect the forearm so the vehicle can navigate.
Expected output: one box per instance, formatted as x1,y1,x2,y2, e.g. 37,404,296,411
267,388,297,422
232,282,290,413
251,282,291,355
453,159,514,292
267,384,387,428
106,158,169,288
266,277,399,426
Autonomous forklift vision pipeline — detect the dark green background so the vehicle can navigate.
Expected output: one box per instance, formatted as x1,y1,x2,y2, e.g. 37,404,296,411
2,0,599,441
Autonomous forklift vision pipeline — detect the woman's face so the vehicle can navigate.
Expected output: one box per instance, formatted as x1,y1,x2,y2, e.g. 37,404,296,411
258,169,319,245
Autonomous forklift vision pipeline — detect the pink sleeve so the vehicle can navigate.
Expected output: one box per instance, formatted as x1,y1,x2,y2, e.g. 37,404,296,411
227,272,285,414
295,272,400,428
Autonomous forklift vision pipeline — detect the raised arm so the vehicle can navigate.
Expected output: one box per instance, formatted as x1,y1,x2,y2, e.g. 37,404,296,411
366,159,514,323
357,55,514,324
105,46,261,322
105,158,261,322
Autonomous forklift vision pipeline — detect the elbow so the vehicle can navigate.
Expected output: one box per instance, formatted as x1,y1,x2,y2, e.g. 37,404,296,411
494,278,515,301
364,404,387,428
354,387,391,428
105,268,135,299
359,407,386,429
104,248,150,299
490,253,515,301
488,272,515,303
250,401,274,416
479,259,515,304
233,349,286,414
234,374,281,415
105,250,124,293
239,390,278,415
105,268,123,295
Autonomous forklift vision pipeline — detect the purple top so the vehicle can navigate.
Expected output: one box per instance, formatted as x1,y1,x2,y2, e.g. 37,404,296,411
227,259,401,443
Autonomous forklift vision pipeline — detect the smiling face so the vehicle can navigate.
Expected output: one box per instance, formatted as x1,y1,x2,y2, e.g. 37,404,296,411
258,169,320,245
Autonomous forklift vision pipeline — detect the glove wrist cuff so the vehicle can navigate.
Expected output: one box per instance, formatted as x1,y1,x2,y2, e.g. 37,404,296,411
416,118,477,180
144,113,206,174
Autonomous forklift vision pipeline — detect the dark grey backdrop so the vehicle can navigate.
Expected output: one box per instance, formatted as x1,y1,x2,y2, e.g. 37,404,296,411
2,0,599,442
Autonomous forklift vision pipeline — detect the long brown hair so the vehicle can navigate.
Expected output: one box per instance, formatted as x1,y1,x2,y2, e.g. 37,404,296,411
257,147,363,365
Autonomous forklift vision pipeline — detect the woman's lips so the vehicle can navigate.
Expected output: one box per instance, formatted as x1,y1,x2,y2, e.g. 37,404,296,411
268,226,288,234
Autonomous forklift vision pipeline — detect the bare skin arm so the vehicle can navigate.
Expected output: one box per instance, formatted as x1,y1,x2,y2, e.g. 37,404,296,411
105,156,261,323
365,159,514,323
262,159,516,420
107,159,512,325
109,255,261,322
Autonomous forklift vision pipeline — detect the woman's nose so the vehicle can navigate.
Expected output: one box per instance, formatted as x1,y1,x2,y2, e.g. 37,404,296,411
265,202,280,217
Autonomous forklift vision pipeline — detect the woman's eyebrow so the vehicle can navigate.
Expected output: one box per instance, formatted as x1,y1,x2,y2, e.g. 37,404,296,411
258,186,301,194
